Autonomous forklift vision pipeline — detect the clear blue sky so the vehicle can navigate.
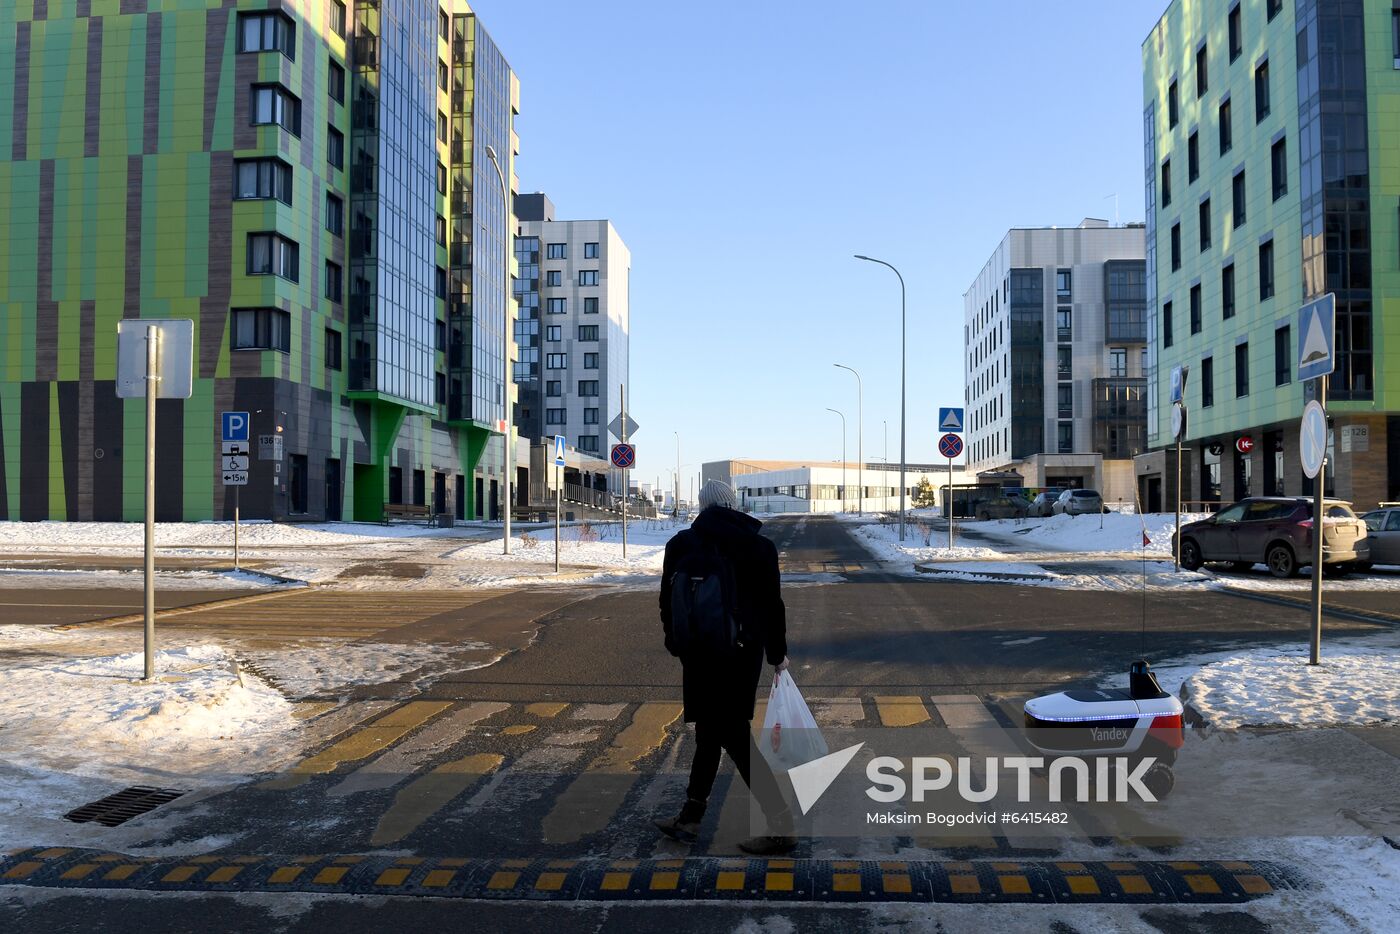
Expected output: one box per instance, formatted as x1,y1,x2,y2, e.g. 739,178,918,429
469,0,1167,483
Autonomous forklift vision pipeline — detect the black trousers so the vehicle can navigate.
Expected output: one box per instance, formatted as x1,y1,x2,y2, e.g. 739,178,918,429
686,718,789,824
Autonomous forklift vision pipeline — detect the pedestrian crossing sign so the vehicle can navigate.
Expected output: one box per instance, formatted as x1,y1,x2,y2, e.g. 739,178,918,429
553,435,567,467
937,407,964,433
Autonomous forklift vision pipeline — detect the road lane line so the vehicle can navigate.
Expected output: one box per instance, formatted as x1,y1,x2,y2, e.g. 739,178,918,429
262,701,451,790
368,753,505,846
328,701,509,797
874,695,931,727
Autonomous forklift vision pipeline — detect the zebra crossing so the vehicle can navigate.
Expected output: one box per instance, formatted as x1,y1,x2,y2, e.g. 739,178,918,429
221,689,1131,859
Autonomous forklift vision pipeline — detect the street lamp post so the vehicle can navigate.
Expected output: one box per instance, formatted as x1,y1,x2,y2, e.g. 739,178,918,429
484,145,512,555
855,255,907,540
826,407,846,513
834,363,863,515
674,431,680,518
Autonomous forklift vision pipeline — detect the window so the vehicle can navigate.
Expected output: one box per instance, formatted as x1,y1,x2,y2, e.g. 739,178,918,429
435,319,445,352
1394,9,1400,65
1057,384,1073,418
234,158,291,204
246,232,298,281
251,84,301,135
547,298,567,315
1188,131,1199,182
238,11,295,60
545,325,561,342
1267,0,1282,21
435,214,446,246
583,408,599,425
1229,5,1242,62
435,373,445,405
1109,347,1127,377
1259,240,1275,299
1190,284,1202,334
1056,269,1072,299
437,111,447,143
578,435,600,454
578,270,598,286
231,308,291,353
583,352,599,369
1275,325,1291,385
1163,301,1174,348
1201,356,1214,407
1219,99,1233,154
1222,263,1236,319
578,380,599,397
584,242,599,259
1235,342,1250,397
1056,307,1072,342
545,408,565,426
1271,137,1287,200
324,260,342,303
546,270,562,287
1057,422,1073,454
437,161,446,195
1057,345,1072,378
583,297,599,314
547,243,566,259
1199,198,1211,251
325,193,343,236
330,0,346,38
324,328,342,370
546,353,566,369
546,380,561,397
435,266,447,300
1232,170,1246,227
439,7,449,41
1168,80,1179,128
1170,222,1182,271
1161,159,1172,207
328,60,345,104
438,60,448,92
1196,44,1208,97
578,325,599,341
327,126,344,169
1255,60,1270,122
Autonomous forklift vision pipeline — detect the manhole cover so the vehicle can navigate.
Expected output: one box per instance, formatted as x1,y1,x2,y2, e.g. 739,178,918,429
63,786,184,827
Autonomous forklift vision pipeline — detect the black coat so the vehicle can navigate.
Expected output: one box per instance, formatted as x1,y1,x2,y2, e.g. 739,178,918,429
660,506,787,723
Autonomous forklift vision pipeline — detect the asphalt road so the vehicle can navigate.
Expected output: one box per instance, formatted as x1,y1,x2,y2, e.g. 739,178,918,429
3,515,1394,931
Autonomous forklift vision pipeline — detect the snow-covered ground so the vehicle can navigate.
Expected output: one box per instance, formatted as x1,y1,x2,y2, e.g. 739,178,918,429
0,567,300,590
975,511,1211,556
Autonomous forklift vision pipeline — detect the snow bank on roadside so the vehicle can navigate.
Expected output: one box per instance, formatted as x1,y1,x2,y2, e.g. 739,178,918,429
0,519,491,551
1182,646,1400,728
446,520,680,573
978,512,1212,555
848,521,1006,564
0,567,301,590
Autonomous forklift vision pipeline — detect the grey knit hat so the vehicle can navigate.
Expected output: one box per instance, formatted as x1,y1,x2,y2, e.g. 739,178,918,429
698,479,738,510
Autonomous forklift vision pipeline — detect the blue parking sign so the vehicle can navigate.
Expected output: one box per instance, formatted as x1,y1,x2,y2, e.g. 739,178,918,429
221,411,250,442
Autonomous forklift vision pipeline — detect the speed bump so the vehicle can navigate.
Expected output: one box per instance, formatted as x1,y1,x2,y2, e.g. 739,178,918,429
0,847,1300,903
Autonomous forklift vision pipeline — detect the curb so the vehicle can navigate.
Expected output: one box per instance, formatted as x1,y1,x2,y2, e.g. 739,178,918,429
914,564,1056,582
0,848,1301,904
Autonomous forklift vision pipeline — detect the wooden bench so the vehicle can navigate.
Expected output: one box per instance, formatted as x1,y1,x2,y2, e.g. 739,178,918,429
382,503,432,524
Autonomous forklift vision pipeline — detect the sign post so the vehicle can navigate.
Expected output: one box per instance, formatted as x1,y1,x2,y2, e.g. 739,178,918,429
553,435,567,574
116,319,194,682
937,432,963,550
1298,294,1335,665
937,408,964,549
221,412,250,570
1169,365,1190,572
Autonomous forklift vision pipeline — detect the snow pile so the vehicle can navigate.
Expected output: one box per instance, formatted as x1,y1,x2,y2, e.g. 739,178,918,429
849,521,1006,564
243,640,492,695
0,644,301,782
922,561,1053,578
446,520,679,574
1182,645,1400,728
978,512,1212,555
0,519,486,552
0,567,296,591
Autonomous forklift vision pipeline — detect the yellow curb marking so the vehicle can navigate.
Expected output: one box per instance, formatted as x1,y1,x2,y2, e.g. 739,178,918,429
832,872,862,893
766,872,794,892
1118,874,1153,895
715,871,746,891
1067,876,1101,896
104,865,141,881
650,871,680,891
59,865,98,881
950,875,981,895
268,867,304,884
3,862,42,880
882,873,912,894
1184,874,1222,895
534,872,567,892
998,874,1031,895
873,696,931,727
486,871,519,890
423,870,456,888
600,872,631,891
35,849,71,859
312,867,348,885
207,866,243,884
161,866,199,883
375,868,410,886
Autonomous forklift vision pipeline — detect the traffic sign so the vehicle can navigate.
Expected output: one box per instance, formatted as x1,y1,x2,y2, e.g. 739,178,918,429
222,455,249,472
610,443,636,469
937,407,965,433
221,470,249,486
221,411,250,442
1300,401,1327,479
1235,436,1254,454
553,435,567,467
1297,294,1336,382
222,441,248,457
115,319,194,400
1170,404,1187,441
938,433,964,458
1169,365,1189,405
608,412,640,441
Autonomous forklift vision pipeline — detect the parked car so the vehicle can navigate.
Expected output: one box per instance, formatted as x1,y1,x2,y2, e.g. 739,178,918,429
1358,504,1400,569
1173,497,1370,578
1028,492,1059,518
1052,489,1104,516
974,494,1029,521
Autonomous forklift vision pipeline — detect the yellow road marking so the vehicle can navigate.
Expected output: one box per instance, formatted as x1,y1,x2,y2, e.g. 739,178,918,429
832,872,862,893
600,872,631,891
1118,874,1153,894
873,695,931,727
1066,876,1101,896
1056,862,1088,873
650,871,680,891
1168,861,1201,870
60,865,98,881
268,867,304,884
502,724,536,736
950,875,980,894
312,867,348,885
883,873,912,894
3,862,41,880
535,872,567,891
292,701,338,721
35,848,70,859
1236,874,1272,894
526,702,568,718
766,871,794,891
999,874,1031,894
715,870,746,891
423,870,456,888
375,868,410,886
368,752,504,846
207,866,243,884
1184,874,1222,895
104,865,140,881
487,871,519,890
161,866,199,883
263,701,452,789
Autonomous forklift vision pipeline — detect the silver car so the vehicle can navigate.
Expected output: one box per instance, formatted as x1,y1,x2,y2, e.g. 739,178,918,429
1053,489,1104,516
1028,492,1058,517
1359,505,1400,568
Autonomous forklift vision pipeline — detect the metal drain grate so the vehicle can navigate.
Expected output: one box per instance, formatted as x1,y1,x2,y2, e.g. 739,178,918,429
63,786,184,827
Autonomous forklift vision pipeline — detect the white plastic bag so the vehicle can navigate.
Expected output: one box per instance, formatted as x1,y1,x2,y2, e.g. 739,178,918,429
761,671,828,770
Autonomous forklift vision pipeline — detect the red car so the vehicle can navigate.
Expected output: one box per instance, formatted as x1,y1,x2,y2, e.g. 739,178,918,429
1173,497,1370,578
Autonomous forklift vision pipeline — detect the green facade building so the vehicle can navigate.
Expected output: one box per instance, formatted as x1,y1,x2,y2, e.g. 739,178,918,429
0,0,520,522
1140,0,1400,510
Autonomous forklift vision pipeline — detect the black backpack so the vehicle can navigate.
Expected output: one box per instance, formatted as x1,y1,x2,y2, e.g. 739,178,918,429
669,536,743,657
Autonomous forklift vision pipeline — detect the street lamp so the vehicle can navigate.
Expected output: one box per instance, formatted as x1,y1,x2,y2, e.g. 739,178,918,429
826,407,846,514
484,144,512,555
834,363,863,515
674,431,680,518
855,254,907,541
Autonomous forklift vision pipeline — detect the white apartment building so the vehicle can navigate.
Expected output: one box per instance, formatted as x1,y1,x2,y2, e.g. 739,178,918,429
513,193,631,456
963,220,1147,503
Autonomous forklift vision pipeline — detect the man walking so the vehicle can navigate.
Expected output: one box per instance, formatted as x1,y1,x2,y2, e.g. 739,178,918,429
655,479,795,855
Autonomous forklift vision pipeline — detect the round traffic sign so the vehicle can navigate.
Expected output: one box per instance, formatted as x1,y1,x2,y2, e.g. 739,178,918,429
1300,401,1327,479
1236,436,1254,454
1170,404,1187,441
938,433,964,458
610,443,636,469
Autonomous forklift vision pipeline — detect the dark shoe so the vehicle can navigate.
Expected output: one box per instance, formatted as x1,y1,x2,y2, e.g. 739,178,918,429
738,834,797,856
654,798,706,843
